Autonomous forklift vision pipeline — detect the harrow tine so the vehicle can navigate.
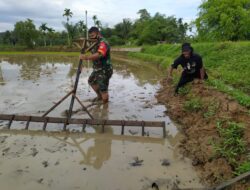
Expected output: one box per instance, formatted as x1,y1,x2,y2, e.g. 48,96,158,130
43,117,48,131
163,123,166,138
82,120,87,132
63,119,68,131
25,116,31,130
121,120,125,135
141,121,145,136
101,120,106,133
7,115,15,129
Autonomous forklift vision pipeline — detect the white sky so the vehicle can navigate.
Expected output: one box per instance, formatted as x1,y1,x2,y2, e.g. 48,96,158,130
0,0,202,32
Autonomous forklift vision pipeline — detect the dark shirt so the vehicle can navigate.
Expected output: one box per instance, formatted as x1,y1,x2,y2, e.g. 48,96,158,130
171,53,203,74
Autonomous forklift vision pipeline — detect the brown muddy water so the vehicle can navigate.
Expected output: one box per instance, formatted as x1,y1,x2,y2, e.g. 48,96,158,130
0,54,204,190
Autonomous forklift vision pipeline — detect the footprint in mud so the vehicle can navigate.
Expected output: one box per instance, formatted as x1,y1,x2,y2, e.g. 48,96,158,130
30,148,39,157
130,157,144,167
141,177,180,190
161,159,171,166
54,161,60,166
44,142,67,153
0,136,8,143
37,178,44,184
42,161,49,168
2,147,10,155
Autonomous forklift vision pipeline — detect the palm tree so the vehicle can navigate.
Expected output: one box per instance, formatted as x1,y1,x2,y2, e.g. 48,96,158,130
92,15,97,25
63,23,78,47
63,8,73,46
47,27,55,46
92,15,102,30
39,23,48,47
95,20,102,29
121,19,132,40
63,8,73,23
78,20,86,37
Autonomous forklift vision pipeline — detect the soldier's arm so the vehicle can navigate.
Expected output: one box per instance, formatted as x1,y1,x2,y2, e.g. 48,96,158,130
79,53,101,61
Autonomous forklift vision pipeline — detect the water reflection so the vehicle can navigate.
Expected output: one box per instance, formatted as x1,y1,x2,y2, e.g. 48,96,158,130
0,54,164,85
0,55,78,81
53,135,111,170
0,65,4,85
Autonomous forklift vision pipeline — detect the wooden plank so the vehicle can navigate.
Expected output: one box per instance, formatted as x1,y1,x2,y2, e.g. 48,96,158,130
211,171,250,190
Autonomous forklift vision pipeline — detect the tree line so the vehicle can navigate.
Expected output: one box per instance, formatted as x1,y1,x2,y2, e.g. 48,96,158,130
0,0,250,48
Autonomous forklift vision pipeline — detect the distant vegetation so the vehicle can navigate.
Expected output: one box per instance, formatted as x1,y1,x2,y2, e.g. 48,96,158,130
1,0,249,48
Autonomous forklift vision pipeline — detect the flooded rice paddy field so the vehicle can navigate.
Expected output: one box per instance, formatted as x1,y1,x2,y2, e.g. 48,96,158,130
0,54,204,190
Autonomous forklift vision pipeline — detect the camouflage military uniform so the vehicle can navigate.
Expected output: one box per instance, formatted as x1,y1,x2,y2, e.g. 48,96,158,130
88,37,113,92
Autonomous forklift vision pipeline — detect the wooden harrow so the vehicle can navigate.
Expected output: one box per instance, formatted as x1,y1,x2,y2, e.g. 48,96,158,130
0,38,166,138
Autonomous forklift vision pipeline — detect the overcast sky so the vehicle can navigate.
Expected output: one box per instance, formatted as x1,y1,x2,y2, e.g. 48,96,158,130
0,0,202,32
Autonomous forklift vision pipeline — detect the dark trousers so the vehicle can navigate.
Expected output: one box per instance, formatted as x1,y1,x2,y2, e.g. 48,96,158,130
175,71,208,93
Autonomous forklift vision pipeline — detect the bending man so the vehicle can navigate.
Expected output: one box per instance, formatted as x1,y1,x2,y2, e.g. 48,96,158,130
167,43,208,93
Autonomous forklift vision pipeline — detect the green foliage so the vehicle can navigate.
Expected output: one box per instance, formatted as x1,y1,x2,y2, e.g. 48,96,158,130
1,9,190,47
63,22,79,47
13,19,38,48
184,97,203,112
207,79,250,108
203,100,219,118
133,13,189,45
178,85,191,96
113,19,133,41
196,0,250,41
213,122,246,166
235,161,250,175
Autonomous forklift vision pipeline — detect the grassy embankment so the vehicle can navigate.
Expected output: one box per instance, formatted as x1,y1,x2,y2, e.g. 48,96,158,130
0,45,80,56
128,41,250,108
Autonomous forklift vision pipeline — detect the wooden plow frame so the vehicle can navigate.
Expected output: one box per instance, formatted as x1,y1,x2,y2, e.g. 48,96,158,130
0,38,166,138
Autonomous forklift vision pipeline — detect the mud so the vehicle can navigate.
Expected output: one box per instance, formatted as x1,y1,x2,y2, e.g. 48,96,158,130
156,78,250,189
0,54,204,190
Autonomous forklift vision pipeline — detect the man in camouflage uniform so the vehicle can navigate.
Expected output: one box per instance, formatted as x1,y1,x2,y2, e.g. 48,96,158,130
80,27,113,103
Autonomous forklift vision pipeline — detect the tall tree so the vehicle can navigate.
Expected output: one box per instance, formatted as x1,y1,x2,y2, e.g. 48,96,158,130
2,30,12,44
114,18,132,40
196,0,250,41
77,20,86,37
63,8,73,46
47,27,55,46
14,19,38,48
137,9,151,21
39,23,49,47
63,22,78,46
92,15,102,29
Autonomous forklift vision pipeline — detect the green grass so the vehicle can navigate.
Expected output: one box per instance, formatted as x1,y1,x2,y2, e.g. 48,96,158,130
235,161,250,175
213,121,247,167
128,41,250,108
203,100,219,118
184,97,203,112
0,51,79,56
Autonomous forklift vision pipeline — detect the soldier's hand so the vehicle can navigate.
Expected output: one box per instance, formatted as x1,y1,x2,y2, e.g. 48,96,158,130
79,54,87,60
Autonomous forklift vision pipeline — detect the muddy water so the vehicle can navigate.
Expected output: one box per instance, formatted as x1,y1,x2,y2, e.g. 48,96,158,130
0,54,204,190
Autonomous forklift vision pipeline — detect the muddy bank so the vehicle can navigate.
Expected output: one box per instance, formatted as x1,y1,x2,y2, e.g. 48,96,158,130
156,78,250,189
